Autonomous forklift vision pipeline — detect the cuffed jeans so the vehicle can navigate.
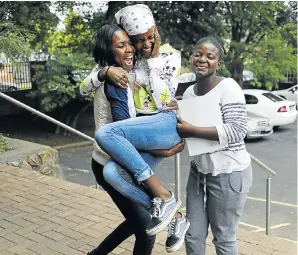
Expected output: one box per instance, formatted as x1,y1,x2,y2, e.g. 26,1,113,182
103,152,163,208
185,161,253,255
91,159,155,255
95,110,181,183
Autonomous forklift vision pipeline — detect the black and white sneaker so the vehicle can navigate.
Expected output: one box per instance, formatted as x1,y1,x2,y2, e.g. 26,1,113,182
146,191,181,236
165,214,190,253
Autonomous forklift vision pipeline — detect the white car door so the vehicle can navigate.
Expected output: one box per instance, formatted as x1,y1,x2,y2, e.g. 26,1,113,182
245,93,273,118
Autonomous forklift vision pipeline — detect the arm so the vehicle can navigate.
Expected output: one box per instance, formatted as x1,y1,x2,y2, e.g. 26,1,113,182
146,139,185,157
80,65,107,96
80,65,129,96
177,118,219,140
104,81,135,122
215,81,247,144
177,79,247,144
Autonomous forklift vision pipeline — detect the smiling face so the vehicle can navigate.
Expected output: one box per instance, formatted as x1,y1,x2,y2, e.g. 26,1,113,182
130,27,155,58
112,30,135,71
191,42,221,78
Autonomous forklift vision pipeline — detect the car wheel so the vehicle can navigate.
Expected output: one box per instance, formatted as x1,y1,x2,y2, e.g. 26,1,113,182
274,126,280,130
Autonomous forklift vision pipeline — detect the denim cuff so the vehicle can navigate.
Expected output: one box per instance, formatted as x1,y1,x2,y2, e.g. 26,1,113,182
136,168,154,183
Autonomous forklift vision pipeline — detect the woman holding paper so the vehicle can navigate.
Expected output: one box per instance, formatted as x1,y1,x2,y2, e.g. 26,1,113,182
171,37,252,255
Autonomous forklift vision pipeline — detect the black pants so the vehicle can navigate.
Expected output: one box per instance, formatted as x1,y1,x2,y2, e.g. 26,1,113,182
90,159,156,255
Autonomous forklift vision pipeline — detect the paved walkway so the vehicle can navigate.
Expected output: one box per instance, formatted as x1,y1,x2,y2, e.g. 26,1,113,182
0,165,296,255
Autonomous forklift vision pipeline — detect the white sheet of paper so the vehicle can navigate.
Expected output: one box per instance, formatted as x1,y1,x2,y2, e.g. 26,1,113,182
177,94,228,156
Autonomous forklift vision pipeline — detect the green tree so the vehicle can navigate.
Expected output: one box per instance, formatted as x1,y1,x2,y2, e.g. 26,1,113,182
47,9,93,55
0,1,59,51
0,22,30,58
30,52,94,133
101,1,295,88
246,24,297,90
220,1,292,87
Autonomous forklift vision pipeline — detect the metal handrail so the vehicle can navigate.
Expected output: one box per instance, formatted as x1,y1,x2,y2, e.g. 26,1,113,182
0,91,276,235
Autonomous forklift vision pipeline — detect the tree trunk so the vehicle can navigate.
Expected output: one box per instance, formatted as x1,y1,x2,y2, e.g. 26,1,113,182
69,103,91,130
54,112,65,135
230,58,244,88
105,2,127,23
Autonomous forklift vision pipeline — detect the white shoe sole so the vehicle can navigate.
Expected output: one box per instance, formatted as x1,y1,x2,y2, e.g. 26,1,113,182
166,220,190,253
146,200,182,236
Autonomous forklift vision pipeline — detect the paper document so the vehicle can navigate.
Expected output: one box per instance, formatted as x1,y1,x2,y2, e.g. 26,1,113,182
127,73,136,92
178,95,228,156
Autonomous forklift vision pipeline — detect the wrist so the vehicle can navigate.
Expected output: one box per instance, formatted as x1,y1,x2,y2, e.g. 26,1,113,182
98,66,108,82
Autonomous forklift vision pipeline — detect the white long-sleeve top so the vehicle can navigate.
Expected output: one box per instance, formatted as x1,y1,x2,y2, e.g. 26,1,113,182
183,78,251,175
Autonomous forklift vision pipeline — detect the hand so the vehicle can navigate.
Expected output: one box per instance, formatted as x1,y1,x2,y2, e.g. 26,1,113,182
151,27,161,58
148,139,185,157
105,66,128,88
177,116,193,138
135,81,142,89
168,139,185,156
166,98,178,110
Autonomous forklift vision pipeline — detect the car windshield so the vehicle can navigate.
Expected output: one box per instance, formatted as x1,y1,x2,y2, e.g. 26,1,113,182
262,92,283,102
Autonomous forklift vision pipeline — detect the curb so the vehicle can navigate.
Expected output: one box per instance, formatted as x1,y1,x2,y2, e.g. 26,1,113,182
54,141,93,150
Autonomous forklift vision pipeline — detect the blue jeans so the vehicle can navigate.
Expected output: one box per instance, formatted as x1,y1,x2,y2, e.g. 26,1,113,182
103,152,163,208
95,110,181,183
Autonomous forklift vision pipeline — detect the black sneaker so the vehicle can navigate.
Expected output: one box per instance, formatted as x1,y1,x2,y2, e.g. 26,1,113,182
165,214,190,253
146,191,181,236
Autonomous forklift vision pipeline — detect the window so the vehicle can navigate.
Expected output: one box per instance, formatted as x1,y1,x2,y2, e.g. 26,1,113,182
283,72,294,83
262,92,283,102
245,94,259,104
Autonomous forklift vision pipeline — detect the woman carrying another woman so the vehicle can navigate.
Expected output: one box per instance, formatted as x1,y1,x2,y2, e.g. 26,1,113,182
82,4,189,253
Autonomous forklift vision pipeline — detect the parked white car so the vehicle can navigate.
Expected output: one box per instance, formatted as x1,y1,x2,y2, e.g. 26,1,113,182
272,85,298,105
243,89,297,127
246,111,273,139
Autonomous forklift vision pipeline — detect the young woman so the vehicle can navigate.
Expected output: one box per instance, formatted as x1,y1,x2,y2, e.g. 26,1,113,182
88,24,155,255
88,22,186,254
170,37,252,255
83,4,189,252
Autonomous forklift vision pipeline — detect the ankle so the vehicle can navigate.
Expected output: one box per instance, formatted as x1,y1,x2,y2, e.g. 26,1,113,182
155,190,172,200
175,212,183,219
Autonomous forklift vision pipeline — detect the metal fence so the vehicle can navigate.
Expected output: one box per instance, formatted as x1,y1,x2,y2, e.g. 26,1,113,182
0,62,32,92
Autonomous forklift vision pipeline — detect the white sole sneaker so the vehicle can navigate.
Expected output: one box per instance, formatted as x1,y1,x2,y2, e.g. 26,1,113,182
146,199,182,236
166,219,190,253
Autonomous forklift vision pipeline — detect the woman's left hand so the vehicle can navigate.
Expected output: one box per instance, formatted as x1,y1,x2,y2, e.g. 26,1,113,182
177,116,193,138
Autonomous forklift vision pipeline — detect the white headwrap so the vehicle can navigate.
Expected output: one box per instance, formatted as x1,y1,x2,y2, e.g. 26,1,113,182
115,4,155,36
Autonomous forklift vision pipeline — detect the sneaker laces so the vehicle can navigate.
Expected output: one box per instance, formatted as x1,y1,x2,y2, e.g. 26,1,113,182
151,197,162,218
168,217,177,237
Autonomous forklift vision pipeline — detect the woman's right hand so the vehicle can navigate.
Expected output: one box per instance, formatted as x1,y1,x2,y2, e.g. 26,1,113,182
105,66,128,88
166,98,179,110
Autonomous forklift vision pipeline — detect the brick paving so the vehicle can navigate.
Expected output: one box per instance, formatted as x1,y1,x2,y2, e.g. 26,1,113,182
0,164,296,255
